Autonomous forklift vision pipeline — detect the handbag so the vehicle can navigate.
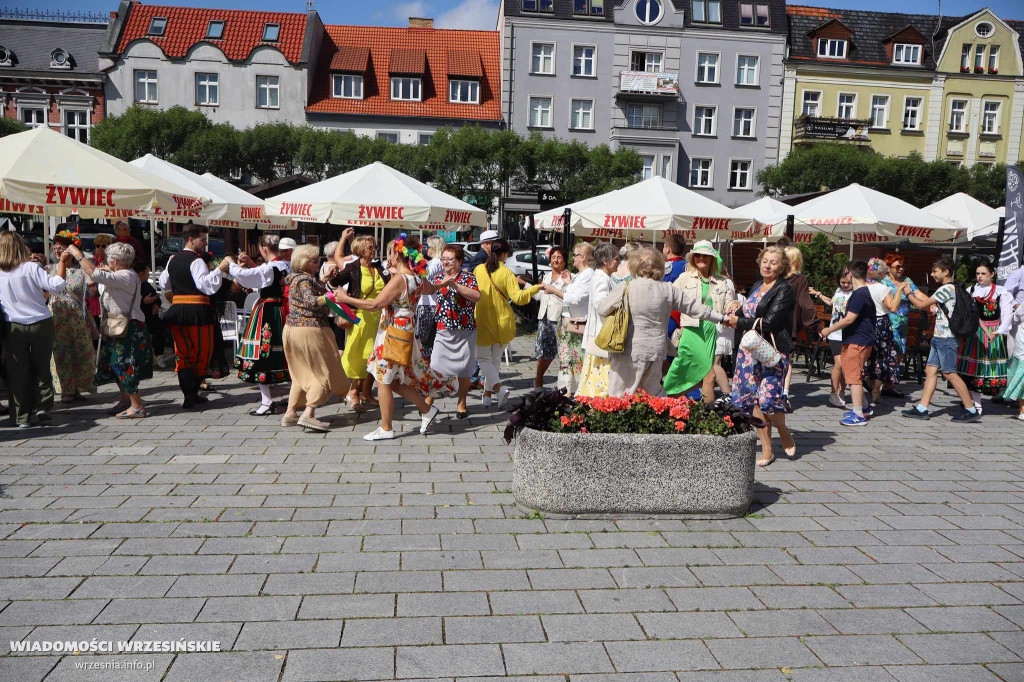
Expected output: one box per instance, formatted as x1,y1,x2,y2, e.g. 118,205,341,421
739,317,782,368
381,276,415,366
101,276,138,340
594,283,630,354
565,318,586,335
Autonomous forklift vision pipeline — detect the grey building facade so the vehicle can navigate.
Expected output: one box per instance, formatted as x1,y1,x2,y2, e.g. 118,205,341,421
499,0,787,208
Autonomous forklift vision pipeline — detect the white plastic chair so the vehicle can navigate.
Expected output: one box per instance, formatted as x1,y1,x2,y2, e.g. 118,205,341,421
503,345,511,367
219,301,238,356
238,292,259,337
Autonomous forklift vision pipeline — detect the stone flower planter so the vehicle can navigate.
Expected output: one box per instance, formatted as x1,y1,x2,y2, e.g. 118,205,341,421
512,427,757,519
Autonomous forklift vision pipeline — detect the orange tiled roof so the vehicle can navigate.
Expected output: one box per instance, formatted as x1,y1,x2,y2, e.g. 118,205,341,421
390,48,426,74
114,3,308,64
787,5,844,19
447,50,483,78
330,45,369,72
307,24,501,122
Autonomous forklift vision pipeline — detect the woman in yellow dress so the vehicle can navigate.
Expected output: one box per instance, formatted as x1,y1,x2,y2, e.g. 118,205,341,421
330,235,388,412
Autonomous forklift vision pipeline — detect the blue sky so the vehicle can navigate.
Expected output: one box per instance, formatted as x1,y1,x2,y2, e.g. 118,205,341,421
23,0,1024,30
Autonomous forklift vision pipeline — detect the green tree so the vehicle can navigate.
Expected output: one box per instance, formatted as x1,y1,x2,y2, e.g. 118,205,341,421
91,105,212,162
173,122,240,177
0,117,27,138
238,122,298,183
757,144,877,197
798,233,850,297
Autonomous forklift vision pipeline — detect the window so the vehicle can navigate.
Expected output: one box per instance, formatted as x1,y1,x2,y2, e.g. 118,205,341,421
20,107,45,128
974,45,984,70
262,23,280,42
529,96,553,128
626,103,660,129
377,132,399,143
801,91,821,117
692,0,720,23
573,45,595,77
870,95,888,128
147,17,167,36
729,160,752,190
739,2,768,26
893,43,921,65
449,79,480,104
690,158,713,188
0,45,10,66
988,45,999,71
63,109,88,143
982,101,1000,134
696,53,719,83
631,51,662,73
948,99,967,132
570,98,594,130
694,106,717,136
256,75,279,108
640,155,655,180
206,20,224,39
817,38,847,59
660,156,672,179
50,48,69,69
573,0,604,16
736,55,758,85
195,73,219,106
961,44,972,70
333,74,363,99
418,133,434,146
903,97,922,130
134,70,158,103
975,22,993,37
390,77,421,101
733,107,755,137
531,43,555,74
635,0,663,24
522,0,554,11
837,93,856,120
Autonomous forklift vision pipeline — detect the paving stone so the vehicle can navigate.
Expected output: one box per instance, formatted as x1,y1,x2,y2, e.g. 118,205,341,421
341,616,441,646
605,640,720,672
803,634,922,665
70,575,175,599
47,654,173,681
0,656,57,682
540,613,646,641
817,608,928,635
727,609,837,636
503,642,614,674
397,592,490,616
578,588,675,613
282,647,395,681
262,573,356,595
444,615,545,644
164,651,285,682
0,599,107,626
355,570,441,593
234,620,342,649
897,633,1020,664
914,582,1021,606
489,590,584,615
838,585,938,608
636,611,743,638
665,587,764,611
94,598,206,624
884,664,1004,682
905,606,1021,632
396,644,505,677
297,593,395,619
706,636,821,669
196,596,300,622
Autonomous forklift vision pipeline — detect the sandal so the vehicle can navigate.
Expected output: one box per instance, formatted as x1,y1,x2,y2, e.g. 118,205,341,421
298,415,330,432
116,407,147,420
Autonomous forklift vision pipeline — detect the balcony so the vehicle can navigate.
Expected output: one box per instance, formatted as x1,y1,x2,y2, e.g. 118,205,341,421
616,71,680,101
794,115,872,145
611,125,680,146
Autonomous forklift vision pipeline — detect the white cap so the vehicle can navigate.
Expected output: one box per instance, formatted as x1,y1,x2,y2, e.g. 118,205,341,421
479,230,499,242
278,237,297,250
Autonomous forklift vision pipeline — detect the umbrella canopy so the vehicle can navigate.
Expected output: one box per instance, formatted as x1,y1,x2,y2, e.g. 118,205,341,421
534,176,763,242
923,192,1001,241
789,183,963,244
264,162,486,231
0,127,206,219
732,197,793,240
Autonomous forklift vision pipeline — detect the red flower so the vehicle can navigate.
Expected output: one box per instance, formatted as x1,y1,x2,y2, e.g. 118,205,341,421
723,415,734,427
674,420,686,432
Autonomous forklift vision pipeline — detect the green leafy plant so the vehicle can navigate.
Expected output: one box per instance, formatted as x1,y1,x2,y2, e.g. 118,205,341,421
798,233,850,298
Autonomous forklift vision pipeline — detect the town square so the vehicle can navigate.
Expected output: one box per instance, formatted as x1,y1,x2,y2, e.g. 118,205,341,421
1,0,1024,680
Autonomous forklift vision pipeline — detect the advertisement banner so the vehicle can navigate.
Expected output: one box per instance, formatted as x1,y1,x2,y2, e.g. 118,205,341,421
619,71,679,95
1000,165,1023,282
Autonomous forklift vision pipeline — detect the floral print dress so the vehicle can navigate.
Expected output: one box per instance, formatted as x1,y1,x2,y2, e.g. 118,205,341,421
730,284,790,415
46,265,96,396
883,276,917,354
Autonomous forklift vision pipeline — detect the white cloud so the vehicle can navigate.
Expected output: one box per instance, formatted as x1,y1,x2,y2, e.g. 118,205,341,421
392,0,430,22
436,0,499,30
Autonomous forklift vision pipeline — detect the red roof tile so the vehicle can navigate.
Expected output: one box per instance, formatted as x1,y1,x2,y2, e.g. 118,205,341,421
787,4,844,19
307,24,501,122
447,50,482,78
114,2,308,64
330,45,369,72
390,48,426,74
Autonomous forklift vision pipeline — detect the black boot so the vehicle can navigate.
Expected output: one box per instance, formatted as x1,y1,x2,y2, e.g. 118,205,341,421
179,369,197,409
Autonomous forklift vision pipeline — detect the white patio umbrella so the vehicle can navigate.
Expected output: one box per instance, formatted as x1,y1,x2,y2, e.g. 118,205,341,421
264,162,486,232
923,193,1001,241
533,176,763,242
732,197,793,241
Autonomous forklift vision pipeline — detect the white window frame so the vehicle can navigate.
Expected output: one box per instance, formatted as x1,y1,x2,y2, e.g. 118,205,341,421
659,155,672,180
728,159,753,190
974,45,984,70
390,76,422,102
635,0,664,25
61,108,89,143
640,154,656,180
975,22,993,38
521,0,554,11
961,44,972,70
626,103,661,129
528,95,553,128
693,105,717,136
18,105,47,128
569,98,594,130
418,133,434,146
572,44,596,77
739,2,769,27
695,52,720,84
981,100,1001,134
449,79,480,104
376,131,399,143
195,72,219,107
630,50,663,73
256,75,279,109
836,92,857,120
987,45,1000,71
133,69,158,104
732,106,756,138
902,96,922,131
869,94,889,129
332,74,364,99
801,90,822,117
692,0,721,24
892,43,922,65
735,54,759,86
948,98,968,133
690,157,714,189
530,42,555,75
817,38,847,59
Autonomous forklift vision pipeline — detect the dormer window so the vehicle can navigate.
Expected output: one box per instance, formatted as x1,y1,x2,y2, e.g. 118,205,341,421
0,45,12,67
147,17,167,36
692,0,720,23
739,2,769,26
262,23,280,42
206,20,225,39
390,77,421,101
50,48,70,69
893,43,921,65
449,79,480,104
975,22,993,38
332,74,363,99
817,39,847,59
522,0,554,11
573,0,604,16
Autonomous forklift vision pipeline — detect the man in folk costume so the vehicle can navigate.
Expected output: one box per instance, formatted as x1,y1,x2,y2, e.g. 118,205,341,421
230,234,291,415
159,223,233,409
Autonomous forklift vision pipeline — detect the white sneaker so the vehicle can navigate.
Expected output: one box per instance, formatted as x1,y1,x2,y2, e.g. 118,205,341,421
497,386,511,408
363,427,395,441
481,395,492,408
420,406,439,434
1016,413,1024,421
828,392,847,409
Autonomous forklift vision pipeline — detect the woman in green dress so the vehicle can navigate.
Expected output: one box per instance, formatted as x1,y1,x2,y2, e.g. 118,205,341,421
663,241,736,401
47,231,97,402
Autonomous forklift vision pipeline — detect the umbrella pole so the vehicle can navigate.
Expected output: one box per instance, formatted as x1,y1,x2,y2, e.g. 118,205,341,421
45,216,55,263
150,220,157,271
849,238,853,260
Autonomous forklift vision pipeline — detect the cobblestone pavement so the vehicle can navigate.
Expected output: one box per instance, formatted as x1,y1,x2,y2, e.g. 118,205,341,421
1,334,1023,682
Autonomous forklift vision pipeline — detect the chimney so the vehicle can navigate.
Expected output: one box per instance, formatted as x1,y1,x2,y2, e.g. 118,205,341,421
409,17,434,29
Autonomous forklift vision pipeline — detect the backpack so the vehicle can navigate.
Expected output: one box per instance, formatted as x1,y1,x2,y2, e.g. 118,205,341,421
936,283,980,340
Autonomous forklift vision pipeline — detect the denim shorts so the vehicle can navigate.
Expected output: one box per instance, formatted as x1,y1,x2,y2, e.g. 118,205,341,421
926,336,959,373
